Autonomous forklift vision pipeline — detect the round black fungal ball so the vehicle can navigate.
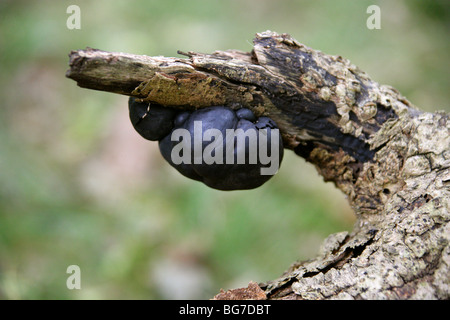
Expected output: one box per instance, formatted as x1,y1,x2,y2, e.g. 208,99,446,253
128,97,177,141
159,106,236,184
174,111,191,127
158,106,284,191
236,108,256,122
178,107,238,181
159,132,203,183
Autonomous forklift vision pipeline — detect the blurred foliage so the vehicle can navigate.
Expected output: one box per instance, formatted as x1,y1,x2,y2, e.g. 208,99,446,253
0,0,448,299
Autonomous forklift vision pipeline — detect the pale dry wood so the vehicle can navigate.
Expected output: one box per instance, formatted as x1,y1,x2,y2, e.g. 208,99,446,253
67,31,449,300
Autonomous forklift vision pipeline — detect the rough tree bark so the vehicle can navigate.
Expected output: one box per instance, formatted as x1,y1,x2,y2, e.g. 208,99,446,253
66,31,449,300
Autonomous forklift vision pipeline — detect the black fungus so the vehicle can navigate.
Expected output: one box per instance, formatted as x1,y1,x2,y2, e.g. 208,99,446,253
158,107,284,190
128,98,284,190
128,97,177,141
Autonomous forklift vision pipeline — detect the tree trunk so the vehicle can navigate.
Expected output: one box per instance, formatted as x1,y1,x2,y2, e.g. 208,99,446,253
66,31,449,300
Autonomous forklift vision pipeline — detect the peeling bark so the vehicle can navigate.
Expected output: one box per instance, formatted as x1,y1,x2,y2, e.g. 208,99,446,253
67,31,449,300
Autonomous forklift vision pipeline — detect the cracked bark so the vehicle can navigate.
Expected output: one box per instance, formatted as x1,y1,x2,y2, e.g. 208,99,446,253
67,31,450,300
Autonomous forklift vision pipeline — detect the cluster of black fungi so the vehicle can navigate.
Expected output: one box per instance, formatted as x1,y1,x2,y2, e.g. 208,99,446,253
128,97,284,190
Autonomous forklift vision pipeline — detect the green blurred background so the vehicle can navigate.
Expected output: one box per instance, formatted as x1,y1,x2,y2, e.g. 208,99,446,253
0,0,448,299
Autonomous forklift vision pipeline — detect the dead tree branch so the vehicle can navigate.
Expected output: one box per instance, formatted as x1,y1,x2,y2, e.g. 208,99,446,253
67,31,449,300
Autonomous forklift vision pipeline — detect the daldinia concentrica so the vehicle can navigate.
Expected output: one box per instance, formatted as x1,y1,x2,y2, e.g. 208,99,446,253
129,97,283,190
